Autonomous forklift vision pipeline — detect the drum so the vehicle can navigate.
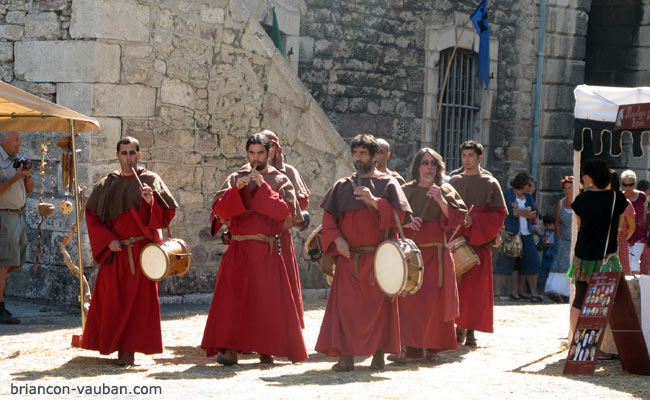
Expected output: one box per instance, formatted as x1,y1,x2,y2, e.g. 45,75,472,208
448,237,479,277
374,239,424,297
140,238,192,281
305,225,335,285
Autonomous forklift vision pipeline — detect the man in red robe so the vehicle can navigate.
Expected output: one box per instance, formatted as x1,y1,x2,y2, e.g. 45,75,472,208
202,133,307,365
83,136,177,366
394,148,467,362
261,129,310,328
315,133,412,372
448,140,506,347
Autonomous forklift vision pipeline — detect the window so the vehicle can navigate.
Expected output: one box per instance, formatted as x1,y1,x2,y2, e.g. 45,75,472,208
436,48,480,171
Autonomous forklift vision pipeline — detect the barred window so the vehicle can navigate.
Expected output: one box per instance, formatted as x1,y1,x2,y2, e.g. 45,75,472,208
436,48,480,171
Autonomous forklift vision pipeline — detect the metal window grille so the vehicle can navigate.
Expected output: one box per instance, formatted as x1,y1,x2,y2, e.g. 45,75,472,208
436,48,480,171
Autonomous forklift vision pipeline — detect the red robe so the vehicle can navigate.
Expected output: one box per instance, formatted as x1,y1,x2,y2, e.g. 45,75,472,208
201,182,307,362
280,196,309,328
82,194,175,355
315,199,406,357
399,186,465,352
449,173,506,333
453,206,506,332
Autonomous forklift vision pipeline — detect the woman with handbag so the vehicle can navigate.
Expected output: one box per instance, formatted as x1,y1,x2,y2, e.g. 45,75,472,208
544,176,574,303
568,159,628,345
494,172,541,301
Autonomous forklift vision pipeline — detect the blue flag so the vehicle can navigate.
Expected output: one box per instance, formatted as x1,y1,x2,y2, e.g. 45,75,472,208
470,0,490,88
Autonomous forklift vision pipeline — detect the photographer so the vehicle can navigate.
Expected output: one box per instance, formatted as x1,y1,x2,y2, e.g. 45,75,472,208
0,131,33,325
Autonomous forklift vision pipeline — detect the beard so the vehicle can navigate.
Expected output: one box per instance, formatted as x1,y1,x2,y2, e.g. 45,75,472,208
250,160,267,171
355,160,373,174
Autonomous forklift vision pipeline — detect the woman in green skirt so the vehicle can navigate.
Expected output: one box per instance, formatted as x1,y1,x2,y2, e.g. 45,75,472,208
568,159,628,340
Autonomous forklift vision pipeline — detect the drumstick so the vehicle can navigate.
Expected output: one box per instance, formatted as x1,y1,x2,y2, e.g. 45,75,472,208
447,205,474,244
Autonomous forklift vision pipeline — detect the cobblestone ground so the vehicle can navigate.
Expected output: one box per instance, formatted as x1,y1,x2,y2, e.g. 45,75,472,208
1,298,649,399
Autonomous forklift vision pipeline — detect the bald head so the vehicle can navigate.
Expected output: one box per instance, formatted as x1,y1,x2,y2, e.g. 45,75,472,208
0,131,21,157
375,138,391,171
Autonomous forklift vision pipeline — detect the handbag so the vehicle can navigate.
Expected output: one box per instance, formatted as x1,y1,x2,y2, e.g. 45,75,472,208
498,227,523,258
599,191,620,273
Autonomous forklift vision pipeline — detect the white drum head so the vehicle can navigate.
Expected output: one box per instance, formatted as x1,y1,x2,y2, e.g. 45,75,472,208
140,244,168,281
374,241,406,296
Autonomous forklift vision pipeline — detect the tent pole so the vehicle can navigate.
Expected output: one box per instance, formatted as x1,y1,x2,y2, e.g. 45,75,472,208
69,119,86,330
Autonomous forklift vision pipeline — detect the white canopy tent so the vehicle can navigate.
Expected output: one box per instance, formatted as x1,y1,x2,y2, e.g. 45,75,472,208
0,81,100,328
573,85,650,357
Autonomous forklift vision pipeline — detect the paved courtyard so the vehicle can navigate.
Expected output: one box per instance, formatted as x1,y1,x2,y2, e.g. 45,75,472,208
1,298,648,399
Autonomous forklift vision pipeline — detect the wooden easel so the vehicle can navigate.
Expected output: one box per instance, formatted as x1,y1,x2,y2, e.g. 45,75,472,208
564,272,650,375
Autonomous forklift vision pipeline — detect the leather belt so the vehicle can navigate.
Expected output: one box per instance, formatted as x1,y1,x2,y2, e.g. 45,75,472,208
0,207,24,213
231,233,279,255
419,241,444,287
349,246,377,278
119,235,148,275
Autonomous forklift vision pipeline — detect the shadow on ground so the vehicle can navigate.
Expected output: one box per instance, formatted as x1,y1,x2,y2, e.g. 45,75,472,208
510,350,650,398
10,356,145,381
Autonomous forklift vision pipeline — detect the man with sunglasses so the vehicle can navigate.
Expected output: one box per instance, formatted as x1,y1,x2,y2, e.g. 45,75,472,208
82,136,178,366
448,140,506,348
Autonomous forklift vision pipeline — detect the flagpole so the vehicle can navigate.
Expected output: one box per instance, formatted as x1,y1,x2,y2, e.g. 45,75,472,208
434,17,473,138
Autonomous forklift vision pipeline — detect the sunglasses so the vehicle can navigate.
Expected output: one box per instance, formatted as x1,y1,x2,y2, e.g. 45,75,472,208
421,160,437,166
119,151,138,156
622,183,635,187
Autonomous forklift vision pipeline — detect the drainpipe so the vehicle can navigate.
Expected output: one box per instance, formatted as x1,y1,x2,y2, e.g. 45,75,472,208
531,0,547,180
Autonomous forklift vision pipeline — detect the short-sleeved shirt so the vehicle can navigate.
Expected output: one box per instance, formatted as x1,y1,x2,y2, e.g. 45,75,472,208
572,190,628,260
0,145,26,210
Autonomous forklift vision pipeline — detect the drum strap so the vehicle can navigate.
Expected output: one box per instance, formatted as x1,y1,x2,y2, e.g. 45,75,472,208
350,246,377,278
418,241,444,287
231,234,278,255
119,235,148,275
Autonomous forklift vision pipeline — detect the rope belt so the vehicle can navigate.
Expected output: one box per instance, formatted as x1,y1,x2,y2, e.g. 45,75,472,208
231,233,279,255
119,235,148,275
349,246,377,278
418,241,444,287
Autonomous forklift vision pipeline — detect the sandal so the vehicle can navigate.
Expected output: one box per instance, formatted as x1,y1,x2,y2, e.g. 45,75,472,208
370,350,385,370
332,355,354,372
530,295,543,303
509,294,521,300
217,349,238,366
519,294,532,300
259,354,274,364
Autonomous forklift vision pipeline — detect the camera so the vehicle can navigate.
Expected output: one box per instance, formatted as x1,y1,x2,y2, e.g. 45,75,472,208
13,157,32,170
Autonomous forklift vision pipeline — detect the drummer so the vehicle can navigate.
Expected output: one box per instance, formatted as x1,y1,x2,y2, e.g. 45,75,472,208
315,133,411,372
448,140,506,347
83,136,178,366
390,148,467,363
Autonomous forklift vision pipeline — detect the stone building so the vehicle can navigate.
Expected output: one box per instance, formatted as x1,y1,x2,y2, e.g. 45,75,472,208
2,0,650,304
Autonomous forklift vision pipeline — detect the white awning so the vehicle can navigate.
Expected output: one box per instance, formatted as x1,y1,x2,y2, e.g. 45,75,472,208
574,85,650,123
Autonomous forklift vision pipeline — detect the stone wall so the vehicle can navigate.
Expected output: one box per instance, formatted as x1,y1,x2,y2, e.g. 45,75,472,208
298,0,650,216
298,0,541,183
3,0,352,304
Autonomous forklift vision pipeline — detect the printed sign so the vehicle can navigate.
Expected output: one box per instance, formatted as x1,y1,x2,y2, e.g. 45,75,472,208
614,103,650,130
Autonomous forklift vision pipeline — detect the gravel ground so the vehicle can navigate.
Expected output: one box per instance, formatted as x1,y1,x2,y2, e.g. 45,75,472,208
1,297,648,399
